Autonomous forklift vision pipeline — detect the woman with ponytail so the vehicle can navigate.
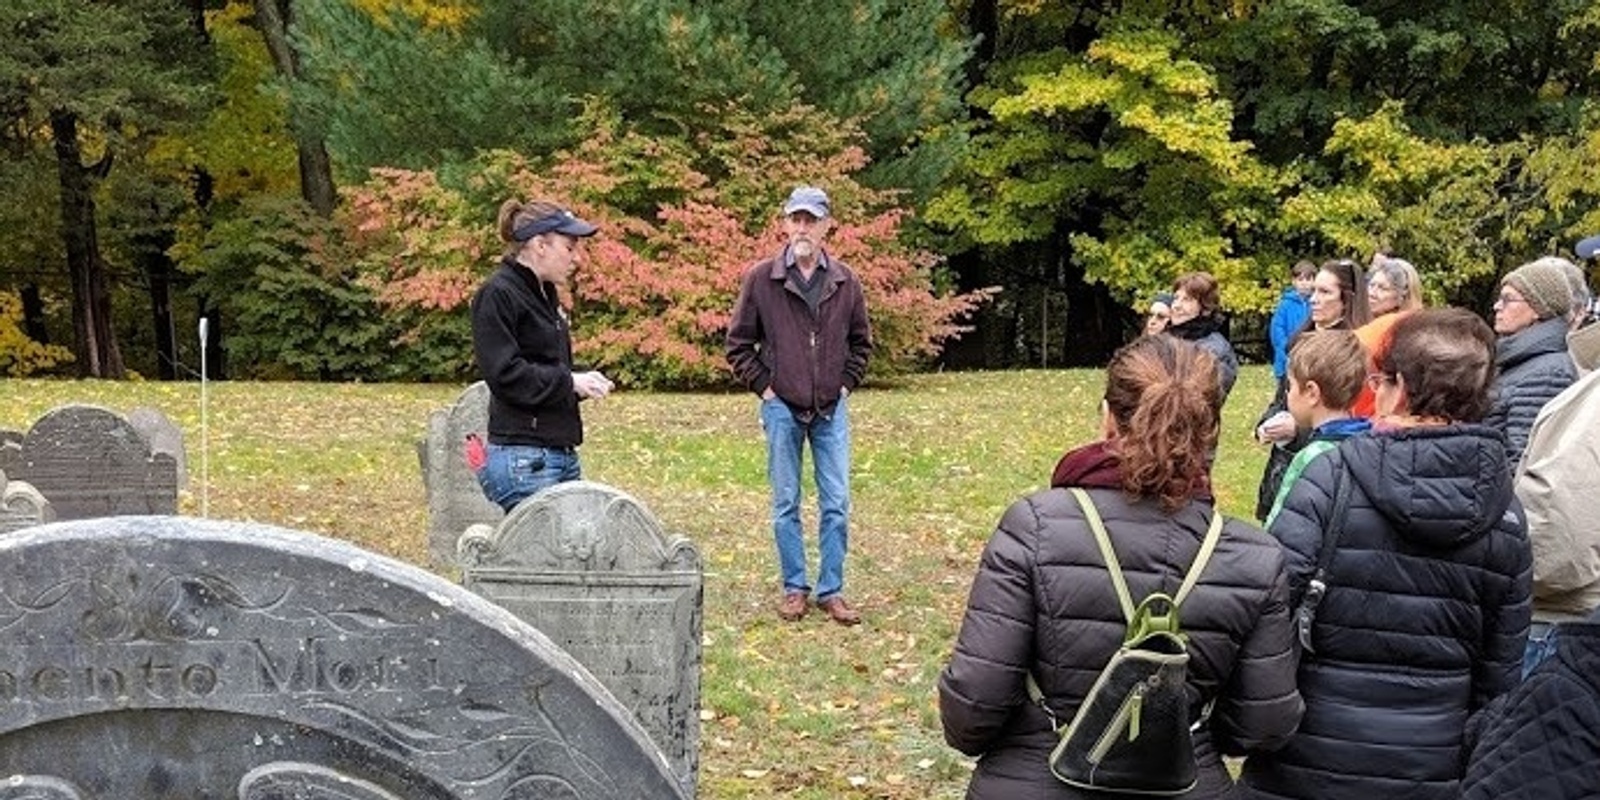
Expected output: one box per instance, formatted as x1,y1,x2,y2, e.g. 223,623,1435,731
470,199,615,511
939,335,1302,799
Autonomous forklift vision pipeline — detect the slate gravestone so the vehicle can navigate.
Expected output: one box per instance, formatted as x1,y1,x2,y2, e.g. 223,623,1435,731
0,516,687,799
127,406,187,489
420,382,503,567
0,471,53,534
458,482,704,797
13,405,178,520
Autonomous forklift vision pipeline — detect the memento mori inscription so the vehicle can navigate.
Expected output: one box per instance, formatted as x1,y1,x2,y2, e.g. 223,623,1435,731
459,481,704,796
0,516,685,799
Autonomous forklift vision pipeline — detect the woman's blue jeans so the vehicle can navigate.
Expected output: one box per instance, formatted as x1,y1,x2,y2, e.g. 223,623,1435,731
761,395,852,601
477,443,581,512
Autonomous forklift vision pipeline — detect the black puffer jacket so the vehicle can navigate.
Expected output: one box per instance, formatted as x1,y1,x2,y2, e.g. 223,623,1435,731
1461,613,1600,800
1485,317,1576,471
1238,424,1533,800
939,487,1303,800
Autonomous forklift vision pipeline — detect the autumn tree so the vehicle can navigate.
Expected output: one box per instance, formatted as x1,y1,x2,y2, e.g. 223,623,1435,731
0,0,211,378
342,101,992,387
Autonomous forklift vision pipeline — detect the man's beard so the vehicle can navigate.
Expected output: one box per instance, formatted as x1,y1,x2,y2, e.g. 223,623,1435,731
792,238,816,259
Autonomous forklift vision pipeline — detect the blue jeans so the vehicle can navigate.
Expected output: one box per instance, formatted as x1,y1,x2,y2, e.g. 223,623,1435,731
1522,622,1559,679
477,443,581,512
761,395,852,601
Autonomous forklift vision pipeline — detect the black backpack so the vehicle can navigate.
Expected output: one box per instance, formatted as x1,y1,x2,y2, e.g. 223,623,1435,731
1028,487,1223,795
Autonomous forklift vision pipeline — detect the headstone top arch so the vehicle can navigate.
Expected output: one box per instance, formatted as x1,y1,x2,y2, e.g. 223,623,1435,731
458,481,703,796
13,404,178,519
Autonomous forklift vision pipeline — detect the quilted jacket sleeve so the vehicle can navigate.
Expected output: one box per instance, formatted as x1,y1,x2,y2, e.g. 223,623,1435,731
938,497,1042,757
1209,538,1304,755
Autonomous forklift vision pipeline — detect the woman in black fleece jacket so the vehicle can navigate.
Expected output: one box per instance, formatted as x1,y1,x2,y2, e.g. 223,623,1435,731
939,335,1303,800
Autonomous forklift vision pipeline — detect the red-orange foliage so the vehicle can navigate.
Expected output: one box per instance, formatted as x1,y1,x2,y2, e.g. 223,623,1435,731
343,100,994,388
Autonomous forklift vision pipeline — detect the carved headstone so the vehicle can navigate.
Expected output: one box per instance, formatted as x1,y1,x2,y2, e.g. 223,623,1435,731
0,470,53,534
14,405,178,519
420,382,503,566
127,406,187,489
0,516,686,799
459,481,704,797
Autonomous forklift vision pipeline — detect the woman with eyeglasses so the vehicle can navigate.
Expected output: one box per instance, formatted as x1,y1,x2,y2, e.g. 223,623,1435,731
469,199,615,511
1484,257,1579,472
1237,307,1531,800
1351,257,1426,417
1253,259,1371,520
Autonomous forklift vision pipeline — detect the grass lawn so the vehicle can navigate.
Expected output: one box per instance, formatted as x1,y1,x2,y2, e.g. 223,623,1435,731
0,366,1276,798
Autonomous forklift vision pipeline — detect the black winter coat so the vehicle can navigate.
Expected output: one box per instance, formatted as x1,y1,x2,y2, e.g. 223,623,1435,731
470,260,582,447
1461,614,1600,800
939,487,1303,800
1238,424,1533,800
1486,316,1576,471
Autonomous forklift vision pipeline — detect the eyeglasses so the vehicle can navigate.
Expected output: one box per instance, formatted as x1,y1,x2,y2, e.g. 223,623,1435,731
1365,372,1394,389
1493,294,1527,307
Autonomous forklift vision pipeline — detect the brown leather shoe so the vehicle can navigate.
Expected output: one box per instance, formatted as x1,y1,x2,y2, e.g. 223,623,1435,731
778,591,809,622
817,596,861,626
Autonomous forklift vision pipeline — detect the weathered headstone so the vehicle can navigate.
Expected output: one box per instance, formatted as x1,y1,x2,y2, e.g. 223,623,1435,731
0,516,686,799
0,470,53,534
127,406,187,489
459,481,704,797
13,405,178,519
420,382,503,567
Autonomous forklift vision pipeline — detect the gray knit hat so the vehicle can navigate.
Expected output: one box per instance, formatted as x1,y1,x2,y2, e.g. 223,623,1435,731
1502,258,1577,320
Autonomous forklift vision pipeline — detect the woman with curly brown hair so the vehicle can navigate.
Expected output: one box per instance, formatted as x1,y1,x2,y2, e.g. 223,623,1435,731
939,335,1302,799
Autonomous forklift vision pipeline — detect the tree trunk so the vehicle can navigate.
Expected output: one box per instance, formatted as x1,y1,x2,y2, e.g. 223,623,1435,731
50,109,125,379
138,234,179,380
254,0,336,217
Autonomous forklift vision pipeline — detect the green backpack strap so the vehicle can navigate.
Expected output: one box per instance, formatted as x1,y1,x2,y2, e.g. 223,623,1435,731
1069,487,1226,621
1174,506,1225,609
1069,488,1136,624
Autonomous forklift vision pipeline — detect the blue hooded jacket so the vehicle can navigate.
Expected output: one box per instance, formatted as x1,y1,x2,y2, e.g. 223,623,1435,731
1268,288,1311,379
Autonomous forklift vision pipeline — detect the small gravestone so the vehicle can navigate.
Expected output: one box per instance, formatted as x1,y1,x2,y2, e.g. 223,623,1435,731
127,406,187,489
0,516,686,799
14,405,178,519
420,382,503,567
0,470,53,534
459,482,704,797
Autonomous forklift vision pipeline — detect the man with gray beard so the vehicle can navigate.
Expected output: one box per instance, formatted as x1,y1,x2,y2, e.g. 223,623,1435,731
726,186,873,626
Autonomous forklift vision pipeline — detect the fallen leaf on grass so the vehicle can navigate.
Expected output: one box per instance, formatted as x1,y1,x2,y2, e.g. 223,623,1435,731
741,769,769,779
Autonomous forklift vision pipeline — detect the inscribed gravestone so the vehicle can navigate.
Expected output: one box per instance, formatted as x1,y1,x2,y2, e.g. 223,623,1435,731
0,516,686,799
421,382,503,567
0,471,53,534
15,405,178,519
127,406,187,489
459,481,704,797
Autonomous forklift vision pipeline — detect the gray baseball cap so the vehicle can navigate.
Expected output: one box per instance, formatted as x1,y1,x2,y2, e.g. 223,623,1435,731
781,186,830,219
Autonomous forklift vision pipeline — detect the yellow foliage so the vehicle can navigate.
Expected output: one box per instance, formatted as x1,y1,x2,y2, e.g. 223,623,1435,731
0,292,73,378
346,0,476,30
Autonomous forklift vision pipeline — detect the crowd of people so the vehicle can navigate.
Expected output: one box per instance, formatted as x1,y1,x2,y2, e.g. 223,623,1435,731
463,185,1597,799
942,251,1599,799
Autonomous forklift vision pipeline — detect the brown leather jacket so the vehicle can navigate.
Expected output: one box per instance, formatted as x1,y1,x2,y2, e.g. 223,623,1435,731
725,248,871,417
939,487,1303,800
